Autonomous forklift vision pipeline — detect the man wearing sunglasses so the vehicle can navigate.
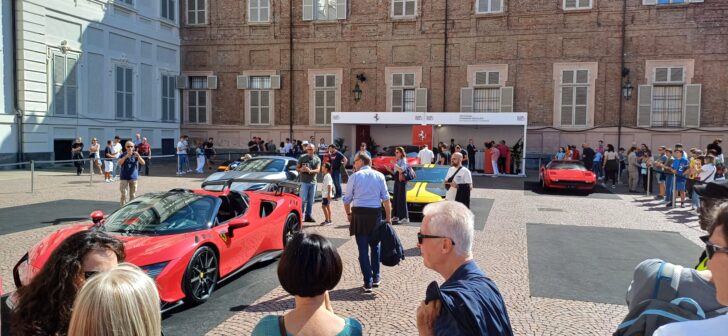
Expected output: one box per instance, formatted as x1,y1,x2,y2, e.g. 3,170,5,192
118,141,145,206
693,180,728,270
416,201,512,336
653,204,728,335
298,144,321,223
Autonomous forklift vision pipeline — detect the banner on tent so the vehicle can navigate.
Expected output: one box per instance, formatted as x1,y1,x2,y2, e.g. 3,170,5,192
412,125,432,148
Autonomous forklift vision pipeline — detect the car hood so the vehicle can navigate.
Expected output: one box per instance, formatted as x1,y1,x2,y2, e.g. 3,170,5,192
203,171,290,191
28,225,93,268
546,169,594,179
387,181,446,203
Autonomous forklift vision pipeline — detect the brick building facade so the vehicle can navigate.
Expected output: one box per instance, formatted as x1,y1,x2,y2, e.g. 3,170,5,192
179,0,728,154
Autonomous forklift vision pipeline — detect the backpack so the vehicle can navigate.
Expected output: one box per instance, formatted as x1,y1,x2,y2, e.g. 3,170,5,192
614,262,707,336
379,223,405,267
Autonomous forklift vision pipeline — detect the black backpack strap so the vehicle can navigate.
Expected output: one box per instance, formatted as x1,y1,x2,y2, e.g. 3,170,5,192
447,167,463,183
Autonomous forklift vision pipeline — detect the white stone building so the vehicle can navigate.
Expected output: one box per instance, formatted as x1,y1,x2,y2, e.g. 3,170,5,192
0,0,17,164
15,0,180,161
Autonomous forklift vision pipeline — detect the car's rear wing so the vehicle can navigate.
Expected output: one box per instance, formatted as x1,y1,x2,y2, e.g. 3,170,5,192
202,178,300,196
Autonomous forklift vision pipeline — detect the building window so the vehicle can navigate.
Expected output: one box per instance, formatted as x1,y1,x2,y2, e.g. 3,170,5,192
51,53,78,116
560,70,589,126
563,0,591,10
392,0,416,17
249,76,271,125
473,89,500,112
188,76,208,123
477,0,503,13
187,0,207,25
161,0,176,21
303,0,346,21
118,0,134,5
161,74,176,121
249,0,270,22
314,75,336,125
658,0,685,3
115,66,134,119
316,0,337,20
651,86,683,127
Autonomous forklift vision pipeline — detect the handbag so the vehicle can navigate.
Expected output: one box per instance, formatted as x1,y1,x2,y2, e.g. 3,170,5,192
444,166,463,191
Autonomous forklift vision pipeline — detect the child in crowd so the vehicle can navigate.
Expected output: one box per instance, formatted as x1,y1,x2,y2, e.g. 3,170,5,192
321,163,334,226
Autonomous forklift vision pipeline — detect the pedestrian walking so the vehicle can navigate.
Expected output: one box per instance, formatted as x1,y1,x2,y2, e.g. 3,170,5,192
555,147,566,160
444,152,472,208
343,153,392,293
118,141,145,206
137,137,151,176
627,146,640,192
71,137,84,176
665,149,689,207
418,144,434,165
416,201,513,336
321,163,334,225
466,139,477,171
176,135,188,175
103,140,115,182
204,137,216,170
112,136,122,180
582,143,595,171
437,143,450,166
89,138,102,175
298,144,321,223
603,144,619,188
593,150,604,180
389,146,410,224
326,144,348,200
195,140,206,173
497,140,509,174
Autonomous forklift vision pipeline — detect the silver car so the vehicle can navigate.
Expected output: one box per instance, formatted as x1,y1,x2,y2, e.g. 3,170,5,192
202,156,299,192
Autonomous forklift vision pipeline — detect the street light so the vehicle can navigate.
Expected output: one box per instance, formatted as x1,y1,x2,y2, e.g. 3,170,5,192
352,73,366,103
622,78,633,100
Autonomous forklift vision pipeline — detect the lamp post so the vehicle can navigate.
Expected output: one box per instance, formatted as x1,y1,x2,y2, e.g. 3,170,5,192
352,73,366,103
622,78,633,100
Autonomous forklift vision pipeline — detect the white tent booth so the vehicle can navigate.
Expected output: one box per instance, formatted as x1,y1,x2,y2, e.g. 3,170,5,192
331,112,528,176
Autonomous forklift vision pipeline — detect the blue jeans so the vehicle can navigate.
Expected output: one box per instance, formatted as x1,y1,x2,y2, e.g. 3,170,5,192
356,234,381,287
332,169,343,198
692,189,700,209
177,154,188,173
112,159,119,178
300,183,316,218
666,175,674,202
592,163,602,178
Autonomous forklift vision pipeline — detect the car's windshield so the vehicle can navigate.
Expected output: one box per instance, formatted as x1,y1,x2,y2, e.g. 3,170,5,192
412,166,449,182
102,193,217,235
547,162,587,171
234,158,286,172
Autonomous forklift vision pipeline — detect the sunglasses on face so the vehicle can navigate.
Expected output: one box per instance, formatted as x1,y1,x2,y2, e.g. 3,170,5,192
417,232,455,245
701,235,728,259
126,145,134,148
84,271,99,279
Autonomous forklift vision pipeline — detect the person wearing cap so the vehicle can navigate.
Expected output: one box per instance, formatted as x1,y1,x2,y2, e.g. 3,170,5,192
708,139,723,162
692,155,716,211
664,149,689,208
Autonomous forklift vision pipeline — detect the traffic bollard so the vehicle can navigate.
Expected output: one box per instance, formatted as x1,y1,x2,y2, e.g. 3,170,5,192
672,174,677,209
646,169,651,196
30,160,35,193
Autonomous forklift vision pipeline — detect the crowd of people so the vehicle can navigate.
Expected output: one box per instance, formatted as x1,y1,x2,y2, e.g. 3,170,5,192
552,139,725,209
423,139,511,176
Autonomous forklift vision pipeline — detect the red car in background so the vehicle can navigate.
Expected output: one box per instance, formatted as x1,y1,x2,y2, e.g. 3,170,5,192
372,145,421,175
539,160,597,193
13,180,301,311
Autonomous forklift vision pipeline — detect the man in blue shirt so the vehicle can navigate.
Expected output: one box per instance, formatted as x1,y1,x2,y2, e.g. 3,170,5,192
666,149,690,208
343,153,392,292
118,141,145,206
416,201,513,336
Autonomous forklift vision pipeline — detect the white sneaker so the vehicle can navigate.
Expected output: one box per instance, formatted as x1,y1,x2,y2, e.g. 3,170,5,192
398,218,409,224
105,179,110,183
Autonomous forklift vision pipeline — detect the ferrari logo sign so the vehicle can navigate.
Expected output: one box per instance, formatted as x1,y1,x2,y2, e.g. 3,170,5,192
219,232,228,243
412,125,432,148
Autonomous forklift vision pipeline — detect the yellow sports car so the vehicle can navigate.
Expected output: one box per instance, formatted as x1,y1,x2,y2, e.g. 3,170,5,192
388,164,449,217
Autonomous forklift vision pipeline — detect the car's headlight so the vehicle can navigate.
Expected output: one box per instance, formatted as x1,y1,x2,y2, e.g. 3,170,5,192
141,261,169,279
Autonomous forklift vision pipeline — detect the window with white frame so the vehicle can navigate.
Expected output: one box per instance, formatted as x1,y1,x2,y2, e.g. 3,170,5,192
187,0,207,25
563,0,591,10
560,70,589,126
249,0,270,22
651,67,684,127
314,75,336,125
51,53,78,116
161,0,176,21
391,73,415,112
188,76,208,123
115,65,134,119
473,71,500,112
643,0,703,4
249,76,272,125
477,0,503,13
303,0,346,21
392,0,416,17
161,74,176,121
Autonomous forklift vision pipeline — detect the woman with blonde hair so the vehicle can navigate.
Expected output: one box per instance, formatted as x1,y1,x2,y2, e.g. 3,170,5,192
68,263,161,336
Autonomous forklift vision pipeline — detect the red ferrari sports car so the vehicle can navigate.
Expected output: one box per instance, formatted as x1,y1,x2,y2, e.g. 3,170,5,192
371,145,420,175
539,160,597,192
13,180,301,310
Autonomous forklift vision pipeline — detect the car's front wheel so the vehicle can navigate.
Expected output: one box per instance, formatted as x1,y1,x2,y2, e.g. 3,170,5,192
283,212,300,247
183,246,219,305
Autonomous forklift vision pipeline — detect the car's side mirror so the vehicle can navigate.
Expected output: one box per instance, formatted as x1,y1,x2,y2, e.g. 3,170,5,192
227,219,249,237
90,210,105,226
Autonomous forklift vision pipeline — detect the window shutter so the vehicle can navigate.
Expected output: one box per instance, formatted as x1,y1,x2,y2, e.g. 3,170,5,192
415,88,428,112
500,87,513,112
336,0,347,19
237,76,249,89
303,0,314,20
176,75,188,89
270,75,281,89
637,85,652,127
391,89,403,112
642,0,657,4
207,76,218,89
683,84,701,127
460,88,473,112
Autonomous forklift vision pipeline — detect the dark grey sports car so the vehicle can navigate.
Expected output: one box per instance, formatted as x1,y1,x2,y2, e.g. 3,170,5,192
202,156,299,192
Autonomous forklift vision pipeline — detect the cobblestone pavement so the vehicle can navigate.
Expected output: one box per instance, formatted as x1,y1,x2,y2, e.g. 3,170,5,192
0,170,704,335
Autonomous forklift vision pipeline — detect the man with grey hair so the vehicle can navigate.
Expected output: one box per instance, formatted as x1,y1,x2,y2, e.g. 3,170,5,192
416,201,512,336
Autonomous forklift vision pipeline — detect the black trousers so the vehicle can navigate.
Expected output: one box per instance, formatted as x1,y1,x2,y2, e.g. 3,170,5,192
605,160,618,185
392,176,408,220
498,157,507,174
468,152,476,171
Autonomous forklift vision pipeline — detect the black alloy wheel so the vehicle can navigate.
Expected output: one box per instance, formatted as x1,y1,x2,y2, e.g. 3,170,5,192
283,212,300,247
183,246,219,305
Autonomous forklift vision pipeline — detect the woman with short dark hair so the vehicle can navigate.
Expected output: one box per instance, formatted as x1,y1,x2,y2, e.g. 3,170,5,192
252,233,362,336
11,230,125,336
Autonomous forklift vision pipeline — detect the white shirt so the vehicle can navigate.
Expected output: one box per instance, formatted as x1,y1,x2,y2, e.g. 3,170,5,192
699,163,716,183
321,173,334,198
177,140,186,154
283,143,293,153
445,165,472,201
113,143,122,158
653,314,728,336
418,148,434,165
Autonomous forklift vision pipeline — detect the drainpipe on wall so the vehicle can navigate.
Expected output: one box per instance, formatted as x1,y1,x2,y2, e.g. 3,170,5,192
288,0,294,141
11,0,23,163
442,0,448,112
617,0,627,152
